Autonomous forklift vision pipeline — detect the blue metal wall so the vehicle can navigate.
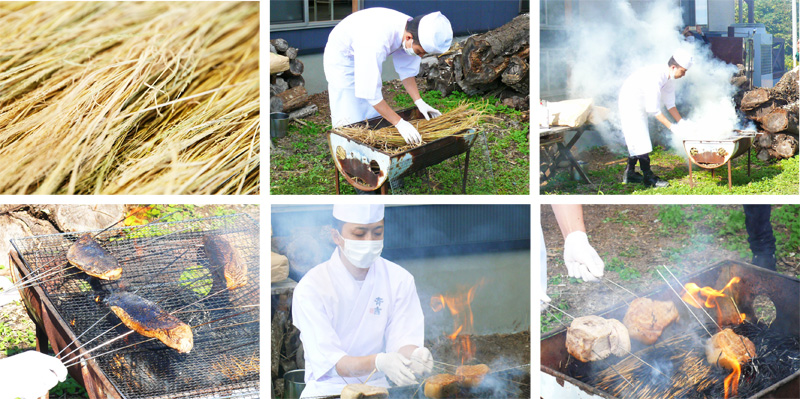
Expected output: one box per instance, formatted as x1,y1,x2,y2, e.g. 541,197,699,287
271,205,530,259
270,0,523,54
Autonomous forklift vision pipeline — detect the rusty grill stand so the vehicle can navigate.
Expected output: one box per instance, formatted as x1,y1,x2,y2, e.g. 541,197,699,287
688,148,751,190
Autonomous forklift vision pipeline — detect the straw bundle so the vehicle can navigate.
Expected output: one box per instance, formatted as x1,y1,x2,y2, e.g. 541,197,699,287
0,2,259,194
334,103,487,154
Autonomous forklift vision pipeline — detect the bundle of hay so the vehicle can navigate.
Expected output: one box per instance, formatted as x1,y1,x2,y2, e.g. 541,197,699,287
333,104,487,154
0,2,259,194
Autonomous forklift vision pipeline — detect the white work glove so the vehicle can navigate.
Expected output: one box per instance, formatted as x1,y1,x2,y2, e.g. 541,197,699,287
0,351,68,399
414,98,442,120
669,120,683,135
540,292,552,313
394,119,422,144
375,352,416,386
409,347,434,377
563,231,605,282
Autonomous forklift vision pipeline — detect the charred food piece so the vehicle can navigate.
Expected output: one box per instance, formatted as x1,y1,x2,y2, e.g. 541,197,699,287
67,234,122,280
705,328,756,369
106,291,193,353
424,374,460,398
566,315,631,362
340,383,389,399
455,364,489,388
623,297,679,345
203,235,248,290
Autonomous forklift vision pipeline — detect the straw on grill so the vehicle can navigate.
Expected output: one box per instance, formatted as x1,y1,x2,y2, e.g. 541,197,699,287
334,103,489,154
0,2,259,194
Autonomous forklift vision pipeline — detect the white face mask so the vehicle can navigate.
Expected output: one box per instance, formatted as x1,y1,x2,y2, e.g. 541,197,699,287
338,233,384,268
403,38,417,57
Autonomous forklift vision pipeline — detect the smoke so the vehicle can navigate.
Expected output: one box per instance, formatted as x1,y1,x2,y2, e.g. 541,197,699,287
556,0,740,155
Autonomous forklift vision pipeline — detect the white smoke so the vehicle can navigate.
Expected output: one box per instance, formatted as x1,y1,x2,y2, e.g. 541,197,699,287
558,0,740,155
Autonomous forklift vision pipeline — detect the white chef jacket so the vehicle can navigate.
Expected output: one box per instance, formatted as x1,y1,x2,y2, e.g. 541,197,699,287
618,65,677,156
323,7,422,128
292,248,425,398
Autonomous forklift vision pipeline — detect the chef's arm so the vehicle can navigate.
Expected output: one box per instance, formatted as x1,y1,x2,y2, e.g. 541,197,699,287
372,100,403,126
667,107,682,123
655,107,681,129
552,204,586,239
335,354,378,377
401,77,422,102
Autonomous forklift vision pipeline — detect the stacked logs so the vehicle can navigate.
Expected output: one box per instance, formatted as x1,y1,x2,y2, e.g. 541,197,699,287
422,14,529,110
270,38,317,119
738,67,799,161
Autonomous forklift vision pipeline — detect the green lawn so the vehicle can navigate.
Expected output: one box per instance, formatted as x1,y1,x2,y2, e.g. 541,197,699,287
270,90,530,195
541,146,799,195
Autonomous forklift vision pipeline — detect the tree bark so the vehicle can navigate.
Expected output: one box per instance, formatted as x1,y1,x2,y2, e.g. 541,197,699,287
740,88,770,111
758,108,790,134
461,14,529,86
288,104,318,120
270,86,309,113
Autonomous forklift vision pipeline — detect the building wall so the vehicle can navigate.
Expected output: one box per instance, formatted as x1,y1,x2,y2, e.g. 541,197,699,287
708,0,735,32
270,0,523,54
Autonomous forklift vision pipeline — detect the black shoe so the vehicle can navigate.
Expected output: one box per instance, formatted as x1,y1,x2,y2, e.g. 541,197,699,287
643,171,669,188
623,170,644,184
752,254,776,271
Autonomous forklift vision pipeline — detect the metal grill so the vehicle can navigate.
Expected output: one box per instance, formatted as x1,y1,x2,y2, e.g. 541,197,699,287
10,214,260,399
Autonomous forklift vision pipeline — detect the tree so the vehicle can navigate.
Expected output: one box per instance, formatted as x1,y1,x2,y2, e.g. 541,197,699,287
736,0,793,70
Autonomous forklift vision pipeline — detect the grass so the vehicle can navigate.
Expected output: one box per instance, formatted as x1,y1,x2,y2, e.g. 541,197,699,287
542,146,799,195
0,2,259,194
270,90,529,194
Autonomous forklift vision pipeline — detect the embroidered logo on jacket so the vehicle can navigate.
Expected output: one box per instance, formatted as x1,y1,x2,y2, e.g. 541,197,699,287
369,297,383,315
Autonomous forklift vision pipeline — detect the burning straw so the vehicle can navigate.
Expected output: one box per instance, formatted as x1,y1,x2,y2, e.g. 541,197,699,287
334,103,488,154
0,2,259,194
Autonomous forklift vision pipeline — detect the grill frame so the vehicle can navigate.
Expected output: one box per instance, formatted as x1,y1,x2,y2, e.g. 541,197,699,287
328,107,478,194
540,260,800,399
10,214,261,399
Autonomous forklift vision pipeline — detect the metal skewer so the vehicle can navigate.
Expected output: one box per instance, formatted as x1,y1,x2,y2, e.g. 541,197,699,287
663,267,722,332
656,269,714,338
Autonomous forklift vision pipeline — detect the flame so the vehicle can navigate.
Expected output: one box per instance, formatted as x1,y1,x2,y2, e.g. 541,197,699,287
723,357,741,399
681,277,744,325
430,279,484,364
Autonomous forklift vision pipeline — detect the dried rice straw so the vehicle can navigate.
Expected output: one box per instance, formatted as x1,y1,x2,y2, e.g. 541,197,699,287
0,1,259,194
334,103,488,154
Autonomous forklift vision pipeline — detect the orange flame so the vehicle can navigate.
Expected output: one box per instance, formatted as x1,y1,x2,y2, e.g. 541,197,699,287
681,277,744,325
430,279,485,364
723,357,742,399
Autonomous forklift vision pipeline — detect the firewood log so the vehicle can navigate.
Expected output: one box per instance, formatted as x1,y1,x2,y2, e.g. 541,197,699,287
270,86,309,113
270,78,288,96
270,53,290,75
285,75,305,89
283,58,304,77
460,14,529,86
271,38,289,54
288,104,318,120
740,88,770,111
758,108,790,134
284,47,298,60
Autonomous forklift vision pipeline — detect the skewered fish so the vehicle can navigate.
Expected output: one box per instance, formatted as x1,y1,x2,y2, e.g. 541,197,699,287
106,291,193,353
706,328,756,369
203,235,247,290
341,384,389,399
67,234,122,280
566,315,631,362
455,364,489,388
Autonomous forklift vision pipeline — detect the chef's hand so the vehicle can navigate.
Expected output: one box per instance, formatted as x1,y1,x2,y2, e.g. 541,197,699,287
414,99,442,120
563,231,604,282
409,347,434,377
0,351,68,399
540,292,552,313
394,119,422,144
669,120,684,135
375,352,416,386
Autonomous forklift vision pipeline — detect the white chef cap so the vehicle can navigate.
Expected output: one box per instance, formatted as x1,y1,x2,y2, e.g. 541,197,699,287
672,48,693,70
333,204,385,224
418,12,452,55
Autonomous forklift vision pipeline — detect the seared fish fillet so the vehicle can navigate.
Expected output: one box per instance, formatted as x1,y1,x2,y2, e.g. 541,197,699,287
106,292,193,353
67,234,122,280
203,235,247,290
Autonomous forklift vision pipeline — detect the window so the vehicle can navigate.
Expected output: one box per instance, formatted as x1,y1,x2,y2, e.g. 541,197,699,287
271,0,358,27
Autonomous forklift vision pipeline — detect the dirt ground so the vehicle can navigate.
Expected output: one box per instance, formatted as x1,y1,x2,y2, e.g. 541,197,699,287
540,204,799,334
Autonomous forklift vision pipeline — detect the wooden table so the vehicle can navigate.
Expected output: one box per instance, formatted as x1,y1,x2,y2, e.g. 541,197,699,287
539,125,592,184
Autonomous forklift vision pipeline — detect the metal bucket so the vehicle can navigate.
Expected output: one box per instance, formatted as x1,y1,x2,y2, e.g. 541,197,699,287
283,369,306,399
271,112,288,138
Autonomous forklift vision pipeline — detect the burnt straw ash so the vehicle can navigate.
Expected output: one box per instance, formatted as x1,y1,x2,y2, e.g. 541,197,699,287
567,321,799,399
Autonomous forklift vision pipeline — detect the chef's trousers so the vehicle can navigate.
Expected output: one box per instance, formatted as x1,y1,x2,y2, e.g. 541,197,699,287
743,205,775,257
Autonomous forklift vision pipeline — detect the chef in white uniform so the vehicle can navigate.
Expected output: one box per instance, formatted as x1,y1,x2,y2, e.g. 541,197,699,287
540,205,604,311
292,204,433,398
618,49,693,188
324,8,453,144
